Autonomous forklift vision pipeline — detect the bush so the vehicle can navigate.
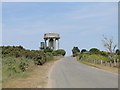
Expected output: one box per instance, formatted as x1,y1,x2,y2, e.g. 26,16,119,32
81,49,87,53
79,53,109,62
45,52,54,60
44,47,53,53
34,57,45,65
99,51,108,57
19,61,28,72
53,49,66,56
89,48,100,54
72,47,80,57
2,45,65,82
116,49,120,55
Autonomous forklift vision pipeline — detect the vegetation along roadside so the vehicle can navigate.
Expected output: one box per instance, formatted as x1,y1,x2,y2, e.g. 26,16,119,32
71,36,120,74
1,45,66,87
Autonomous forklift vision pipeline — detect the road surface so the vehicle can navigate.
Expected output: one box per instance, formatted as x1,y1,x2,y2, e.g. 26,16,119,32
49,57,118,88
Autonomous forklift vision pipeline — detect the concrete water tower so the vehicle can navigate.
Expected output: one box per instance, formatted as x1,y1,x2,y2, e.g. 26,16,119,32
44,33,60,50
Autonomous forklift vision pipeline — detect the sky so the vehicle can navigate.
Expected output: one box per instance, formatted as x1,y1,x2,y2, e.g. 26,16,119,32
1,0,119,2
2,2,118,56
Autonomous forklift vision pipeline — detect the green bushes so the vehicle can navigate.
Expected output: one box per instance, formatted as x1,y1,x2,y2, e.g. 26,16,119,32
1,46,66,81
43,47,53,53
34,55,46,65
1,46,47,65
1,46,66,66
89,48,100,54
72,47,111,62
72,47,80,57
2,46,25,58
53,49,66,56
73,47,120,65
19,61,28,72
81,49,87,54
1,46,47,81
116,49,120,55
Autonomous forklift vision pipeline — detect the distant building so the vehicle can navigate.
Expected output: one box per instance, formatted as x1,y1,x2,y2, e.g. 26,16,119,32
40,33,60,50
40,42,45,50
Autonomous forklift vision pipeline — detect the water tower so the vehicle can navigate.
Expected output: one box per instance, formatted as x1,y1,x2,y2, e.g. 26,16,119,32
44,33,60,50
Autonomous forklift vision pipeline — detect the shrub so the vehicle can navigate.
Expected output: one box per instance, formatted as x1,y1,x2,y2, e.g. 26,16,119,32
72,47,80,57
44,47,53,53
81,49,87,53
2,45,61,82
45,52,54,60
99,51,108,57
53,49,66,56
116,49,120,55
19,61,28,72
89,48,100,54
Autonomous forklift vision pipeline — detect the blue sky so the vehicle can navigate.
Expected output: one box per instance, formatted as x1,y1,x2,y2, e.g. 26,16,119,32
2,2,118,55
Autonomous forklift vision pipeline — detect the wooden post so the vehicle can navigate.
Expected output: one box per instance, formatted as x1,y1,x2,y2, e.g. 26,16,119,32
114,58,116,67
110,61,112,67
117,59,119,67
101,60,102,65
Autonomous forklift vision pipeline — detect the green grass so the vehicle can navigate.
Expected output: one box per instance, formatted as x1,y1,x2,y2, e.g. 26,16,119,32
88,54,109,61
79,53,109,61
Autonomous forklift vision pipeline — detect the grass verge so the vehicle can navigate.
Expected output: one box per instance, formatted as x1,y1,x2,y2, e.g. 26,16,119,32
80,60,118,74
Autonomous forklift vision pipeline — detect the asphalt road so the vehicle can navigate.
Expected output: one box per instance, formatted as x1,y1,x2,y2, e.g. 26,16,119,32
49,57,118,88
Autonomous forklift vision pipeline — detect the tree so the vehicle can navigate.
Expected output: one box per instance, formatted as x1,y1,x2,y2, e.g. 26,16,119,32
81,49,87,53
72,47,80,57
116,49,120,55
102,35,117,60
102,35,117,53
99,51,108,57
53,49,66,56
89,48,100,54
